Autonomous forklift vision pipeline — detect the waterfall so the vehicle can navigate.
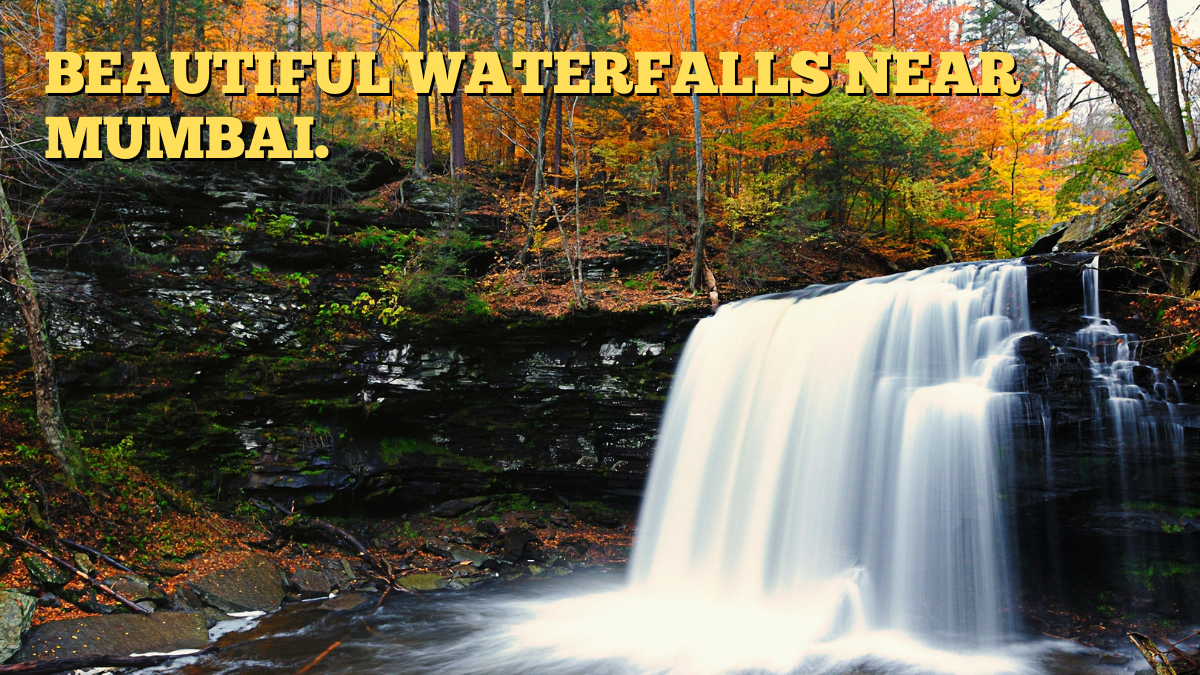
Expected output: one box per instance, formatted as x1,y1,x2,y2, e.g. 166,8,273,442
629,262,1027,648
506,257,1186,675
1075,256,1183,457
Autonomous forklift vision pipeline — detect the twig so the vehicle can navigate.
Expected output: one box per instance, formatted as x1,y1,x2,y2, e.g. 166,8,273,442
4,534,150,615
265,499,417,596
0,653,179,674
57,539,136,574
296,639,343,675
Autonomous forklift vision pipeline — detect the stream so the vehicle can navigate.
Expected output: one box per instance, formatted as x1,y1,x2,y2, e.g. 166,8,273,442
142,569,1138,675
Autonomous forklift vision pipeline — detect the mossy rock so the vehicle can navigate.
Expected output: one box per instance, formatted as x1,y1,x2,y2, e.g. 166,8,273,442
397,573,446,591
22,556,70,587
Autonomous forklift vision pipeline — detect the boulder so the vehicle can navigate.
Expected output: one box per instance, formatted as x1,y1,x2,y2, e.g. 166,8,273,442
0,591,36,662
192,555,285,613
449,545,490,567
290,568,331,600
14,613,208,661
429,497,490,518
320,558,357,588
423,540,454,559
22,556,70,587
316,594,370,612
499,529,535,561
103,575,167,604
397,573,446,591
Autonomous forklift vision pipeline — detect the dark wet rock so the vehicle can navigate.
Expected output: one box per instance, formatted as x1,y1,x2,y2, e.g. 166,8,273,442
37,593,60,608
397,573,446,591
22,556,70,587
136,600,156,613
104,574,167,604
174,585,204,610
320,558,356,588
15,613,209,661
1015,334,1055,362
499,529,535,561
423,540,454,559
192,555,285,613
290,568,331,600
449,545,490,567
0,591,35,662
446,576,488,590
317,594,370,611
430,496,490,518
568,504,621,527
477,520,500,536
200,608,231,628
72,554,93,575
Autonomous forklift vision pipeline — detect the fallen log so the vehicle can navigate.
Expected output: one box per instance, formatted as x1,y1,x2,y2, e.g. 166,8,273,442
57,538,137,574
1131,633,1181,675
0,653,173,675
3,534,150,615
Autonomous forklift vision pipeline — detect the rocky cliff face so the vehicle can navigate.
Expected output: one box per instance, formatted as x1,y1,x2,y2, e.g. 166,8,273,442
0,157,702,514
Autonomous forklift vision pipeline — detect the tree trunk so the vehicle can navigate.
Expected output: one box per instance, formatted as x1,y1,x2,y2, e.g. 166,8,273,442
520,84,552,264
414,0,433,178
553,95,562,188
524,0,533,49
505,0,515,47
294,0,303,116
519,1,552,265
995,0,1200,233
686,0,709,298
1120,0,1142,83
448,0,466,174
133,0,143,50
46,0,67,117
372,19,385,118
1147,0,1187,151
158,0,167,54
0,180,87,486
1179,49,1198,145
0,32,8,129
314,0,322,124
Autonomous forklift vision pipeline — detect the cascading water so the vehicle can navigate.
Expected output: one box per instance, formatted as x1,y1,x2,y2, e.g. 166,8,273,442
509,261,1038,675
628,262,1027,646
504,256,1189,675
1075,256,1184,456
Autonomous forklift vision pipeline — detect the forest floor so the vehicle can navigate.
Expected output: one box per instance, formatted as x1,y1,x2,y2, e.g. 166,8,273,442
0,405,636,629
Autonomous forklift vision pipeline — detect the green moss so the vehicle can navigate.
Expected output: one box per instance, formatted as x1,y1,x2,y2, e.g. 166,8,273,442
379,437,495,473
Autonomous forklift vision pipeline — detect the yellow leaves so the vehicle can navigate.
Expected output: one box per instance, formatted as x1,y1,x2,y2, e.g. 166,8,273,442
985,95,1073,256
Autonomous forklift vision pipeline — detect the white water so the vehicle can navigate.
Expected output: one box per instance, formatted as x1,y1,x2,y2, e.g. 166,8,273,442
510,262,1039,674
501,257,1191,675
1075,257,1184,455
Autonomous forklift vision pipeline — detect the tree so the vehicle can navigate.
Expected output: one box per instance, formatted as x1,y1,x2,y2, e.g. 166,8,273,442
993,0,1200,232
413,0,433,178
685,0,710,302
1147,0,1187,151
313,0,322,124
0,173,87,486
1119,0,1141,83
45,0,67,118
448,0,466,174
0,32,8,129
